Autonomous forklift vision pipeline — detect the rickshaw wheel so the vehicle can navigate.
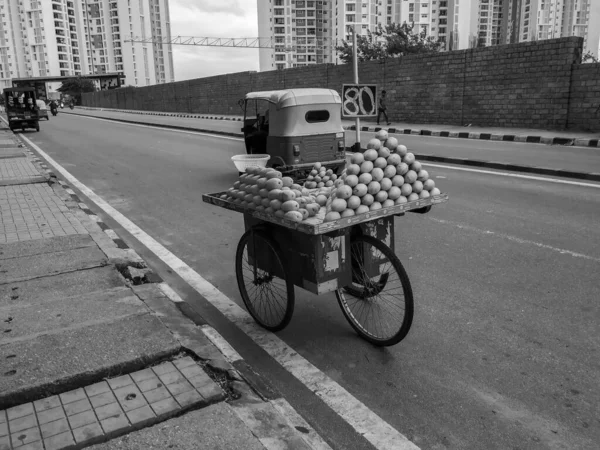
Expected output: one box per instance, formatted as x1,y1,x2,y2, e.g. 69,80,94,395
335,235,413,346
235,228,295,332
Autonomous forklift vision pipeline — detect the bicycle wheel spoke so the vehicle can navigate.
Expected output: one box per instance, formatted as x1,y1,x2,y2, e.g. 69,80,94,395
236,231,294,332
336,235,413,345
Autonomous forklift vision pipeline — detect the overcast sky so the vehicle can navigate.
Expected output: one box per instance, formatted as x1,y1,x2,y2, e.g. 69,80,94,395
169,0,260,81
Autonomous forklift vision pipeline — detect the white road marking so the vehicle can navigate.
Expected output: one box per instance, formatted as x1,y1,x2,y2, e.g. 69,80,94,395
423,162,600,189
17,131,419,450
64,113,244,141
200,325,243,363
430,217,600,263
270,398,334,450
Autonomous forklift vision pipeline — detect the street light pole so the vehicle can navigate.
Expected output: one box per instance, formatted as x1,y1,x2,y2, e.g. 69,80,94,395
351,25,360,150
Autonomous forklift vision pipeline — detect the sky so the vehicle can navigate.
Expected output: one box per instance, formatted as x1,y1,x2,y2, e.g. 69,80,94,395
168,0,260,81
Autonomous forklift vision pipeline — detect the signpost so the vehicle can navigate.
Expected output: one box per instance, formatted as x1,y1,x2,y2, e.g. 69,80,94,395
342,26,378,152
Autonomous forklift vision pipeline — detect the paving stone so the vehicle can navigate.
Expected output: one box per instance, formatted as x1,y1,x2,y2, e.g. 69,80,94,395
63,398,91,417
72,422,104,446
143,386,172,404
36,406,66,425
33,396,61,413
187,371,213,390
0,422,6,437
157,370,185,385
125,405,156,430
84,381,110,398
94,403,123,422
9,414,38,433
40,417,70,439
172,357,196,370
0,435,9,450
113,386,147,412
135,376,163,393
67,410,97,430
43,430,75,450
7,403,34,420
192,377,224,403
180,364,205,379
130,368,156,384
151,362,176,376
174,389,203,408
149,397,179,420
59,388,86,405
0,412,5,423
11,425,41,447
16,440,45,450
89,392,116,409
100,413,130,439
107,375,133,390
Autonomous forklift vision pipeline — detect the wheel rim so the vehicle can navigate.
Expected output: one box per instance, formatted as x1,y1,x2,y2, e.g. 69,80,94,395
338,239,409,341
240,235,289,328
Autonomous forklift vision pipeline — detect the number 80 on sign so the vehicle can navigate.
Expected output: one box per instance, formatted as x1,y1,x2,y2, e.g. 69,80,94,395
342,84,377,118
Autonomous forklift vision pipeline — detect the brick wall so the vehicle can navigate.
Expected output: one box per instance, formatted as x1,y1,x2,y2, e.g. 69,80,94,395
567,63,600,131
83,37,598,131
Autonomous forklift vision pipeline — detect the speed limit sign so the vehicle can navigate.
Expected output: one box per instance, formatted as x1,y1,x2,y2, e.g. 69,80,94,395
342,84,377,118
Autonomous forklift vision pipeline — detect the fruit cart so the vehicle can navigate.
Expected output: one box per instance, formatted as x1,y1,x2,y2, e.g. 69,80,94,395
202,191,448,346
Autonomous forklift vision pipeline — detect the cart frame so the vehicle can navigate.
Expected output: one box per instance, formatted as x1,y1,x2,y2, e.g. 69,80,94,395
203,191,448,346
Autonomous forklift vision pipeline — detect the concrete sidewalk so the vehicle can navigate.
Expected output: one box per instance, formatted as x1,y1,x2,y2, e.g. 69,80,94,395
65,107,600,182
0,122,329,449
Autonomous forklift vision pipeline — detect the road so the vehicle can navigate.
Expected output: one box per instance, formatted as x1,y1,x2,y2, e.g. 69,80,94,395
25,113,600,450
66,108,600,174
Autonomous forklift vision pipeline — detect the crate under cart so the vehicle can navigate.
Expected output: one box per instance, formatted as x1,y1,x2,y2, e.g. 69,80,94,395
203,191,448,346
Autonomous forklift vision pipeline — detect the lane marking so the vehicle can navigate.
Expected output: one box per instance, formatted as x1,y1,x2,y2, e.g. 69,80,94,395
270,398,334,450
200,325,243,364
429,217,600,263
422,162,600,189
17,127,420,450
62,113,244,141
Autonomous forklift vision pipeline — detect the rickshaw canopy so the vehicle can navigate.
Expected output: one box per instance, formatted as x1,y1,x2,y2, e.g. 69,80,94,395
244,89,341,110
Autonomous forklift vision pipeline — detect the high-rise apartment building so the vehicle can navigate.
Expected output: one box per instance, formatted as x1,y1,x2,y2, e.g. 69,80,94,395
0,0,174,91
257,0,599,71
504,0,599,57
258,0,401,71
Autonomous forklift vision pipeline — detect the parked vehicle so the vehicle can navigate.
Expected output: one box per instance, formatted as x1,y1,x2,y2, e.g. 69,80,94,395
3,87,40,132
240,88,346,176
36,99,49,120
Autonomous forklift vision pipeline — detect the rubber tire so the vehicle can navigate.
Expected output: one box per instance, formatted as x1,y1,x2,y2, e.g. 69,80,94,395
235,228,295,332
335,234,414,346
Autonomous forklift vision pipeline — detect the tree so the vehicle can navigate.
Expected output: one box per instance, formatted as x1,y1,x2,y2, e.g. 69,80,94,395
582,50,598,64
336,22,444,64
57,77,96,104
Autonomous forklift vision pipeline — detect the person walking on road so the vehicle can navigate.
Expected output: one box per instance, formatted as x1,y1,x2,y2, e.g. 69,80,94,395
377,90,391,126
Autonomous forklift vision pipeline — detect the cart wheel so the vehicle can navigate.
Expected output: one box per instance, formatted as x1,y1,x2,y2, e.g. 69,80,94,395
335,235,413,346
235,229,295,331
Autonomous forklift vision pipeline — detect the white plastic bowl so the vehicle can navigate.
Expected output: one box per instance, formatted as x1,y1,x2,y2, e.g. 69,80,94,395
231,154,270,173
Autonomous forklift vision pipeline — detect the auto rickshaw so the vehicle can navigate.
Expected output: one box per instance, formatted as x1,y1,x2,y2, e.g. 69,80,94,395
3,87,40,132
240,88,346,175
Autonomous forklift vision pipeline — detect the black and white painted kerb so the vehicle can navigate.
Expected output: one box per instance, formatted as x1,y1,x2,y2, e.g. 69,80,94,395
72,106,600,148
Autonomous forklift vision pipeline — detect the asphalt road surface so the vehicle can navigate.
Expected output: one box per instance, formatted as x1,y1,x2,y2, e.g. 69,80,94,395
25,114,600,450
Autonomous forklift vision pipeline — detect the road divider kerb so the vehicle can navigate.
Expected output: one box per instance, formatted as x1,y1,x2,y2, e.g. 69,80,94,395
64,110,600,183
74,107,600,148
